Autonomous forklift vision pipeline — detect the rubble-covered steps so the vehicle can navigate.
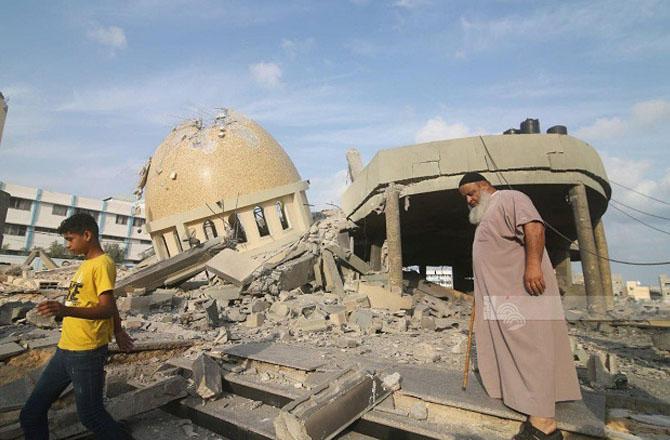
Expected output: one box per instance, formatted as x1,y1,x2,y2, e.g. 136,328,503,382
162,342,606,440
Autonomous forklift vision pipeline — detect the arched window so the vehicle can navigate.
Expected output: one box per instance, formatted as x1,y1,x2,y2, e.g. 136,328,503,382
253,206,270,237
275,201,290,230
203,220,218,240
228,213,247,243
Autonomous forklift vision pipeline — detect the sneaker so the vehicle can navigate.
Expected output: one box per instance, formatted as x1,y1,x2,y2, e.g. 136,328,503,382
512,421,563,440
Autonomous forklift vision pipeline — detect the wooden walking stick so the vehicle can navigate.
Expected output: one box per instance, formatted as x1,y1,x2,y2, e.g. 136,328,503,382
462,300,476,390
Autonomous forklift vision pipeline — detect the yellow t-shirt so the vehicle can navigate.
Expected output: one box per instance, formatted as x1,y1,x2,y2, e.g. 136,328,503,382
58,254,116,351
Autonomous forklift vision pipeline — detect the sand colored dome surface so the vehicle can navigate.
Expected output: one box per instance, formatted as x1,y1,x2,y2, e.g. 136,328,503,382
144,109,301,222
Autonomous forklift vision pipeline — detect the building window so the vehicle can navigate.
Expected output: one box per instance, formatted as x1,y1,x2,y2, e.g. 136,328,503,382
133,218,145,227
4,223,27,236
75,208,99,221
275,201,290,230
116,215,128,225
34,226,57,234
52,204,68,216
253,206,270,237
9,197,32,211
203,220,218,240
228,213,247,243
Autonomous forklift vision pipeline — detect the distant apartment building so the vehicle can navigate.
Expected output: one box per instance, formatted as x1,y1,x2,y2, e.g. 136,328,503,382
0,91,7,144
612,273,625,297
626,281,651,301
660,274,670,303
426,266,454,289
0,181,152,262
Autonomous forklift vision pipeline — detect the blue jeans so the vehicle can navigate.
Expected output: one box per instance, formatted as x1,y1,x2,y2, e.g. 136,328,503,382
20,345,131,439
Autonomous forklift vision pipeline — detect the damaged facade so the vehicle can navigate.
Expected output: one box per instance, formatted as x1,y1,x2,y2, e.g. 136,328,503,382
138,110,313,261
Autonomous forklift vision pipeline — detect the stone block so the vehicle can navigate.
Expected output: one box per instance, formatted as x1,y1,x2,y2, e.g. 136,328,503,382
0,342,26,361
245,312,265,328
204,285,241,302
419,294,451,318
382,372,402,391
413,342,440,363
412,304,430,321
295,317,329,332
192,354,223,400
0,302,33,325
277,253,317,291
251,299,271,313
149,292,174,308
25,308,57,328
421,316,437,331
434,318,459,330
268,302,291,321
409,401,428,420
225,308,248,322
205,248,259,286
27,335,61,349
343,293,370,312
274,368,390,440
349,309,375,333
329,310,347,326
322,250,345,296
587,352,612,389
117,295,151,314
359,282,413,311
202,299,220,326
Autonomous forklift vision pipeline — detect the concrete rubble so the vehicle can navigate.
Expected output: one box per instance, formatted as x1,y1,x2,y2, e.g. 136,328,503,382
0,208,668,439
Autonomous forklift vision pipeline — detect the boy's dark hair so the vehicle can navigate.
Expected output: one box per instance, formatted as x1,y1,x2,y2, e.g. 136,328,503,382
57,213,99,238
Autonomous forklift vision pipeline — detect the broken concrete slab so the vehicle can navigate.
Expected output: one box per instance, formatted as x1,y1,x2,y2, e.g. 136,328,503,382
321,250,345,297
268,302,291,321
416,294,451,318
413,343,440,363
0,368,45,412
414,280,473,304
50,375,188,438
277,253,317,291
343,293,370,312
245,312,265,328
26,335,61,349
25,308,57,328
205,248,259,286
0,301,33,325
202,299,220,326
192,354,223,400
0,342,25,361
117,295,152,314
116,238,228,293
349,309,375,334
324,244,371,275
295,317,329,333
358,282,413,311
222,342,327,371
328,310,347,326
274,368,390,440
204,285,241,302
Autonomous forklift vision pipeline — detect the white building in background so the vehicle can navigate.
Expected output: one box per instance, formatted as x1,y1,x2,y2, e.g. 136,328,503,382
426,266,454,289
660,274,670,303
626,281,651,301
0,181,152,263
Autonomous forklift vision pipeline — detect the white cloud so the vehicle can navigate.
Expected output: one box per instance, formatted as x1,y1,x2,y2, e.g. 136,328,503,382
281,38,315,59
394,0,430,9
631,99,670,126
415,116,472,143
249,62,283,89
86,24,127,51
576,99,670,140
307,169,349,209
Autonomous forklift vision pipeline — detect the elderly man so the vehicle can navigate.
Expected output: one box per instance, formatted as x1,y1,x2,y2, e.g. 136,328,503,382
458,173,581,440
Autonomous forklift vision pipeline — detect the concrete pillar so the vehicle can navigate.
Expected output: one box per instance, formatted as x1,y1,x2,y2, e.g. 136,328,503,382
369,241,382,272
593,218,614,310
554,247,573,295
568,184,605,314
0,190,9,249
346,148,363,182
384,183,403,292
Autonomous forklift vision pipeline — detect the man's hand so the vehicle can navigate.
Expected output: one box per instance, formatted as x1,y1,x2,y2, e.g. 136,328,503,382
524,264,546,296
37,300,66,318
114,329,135,352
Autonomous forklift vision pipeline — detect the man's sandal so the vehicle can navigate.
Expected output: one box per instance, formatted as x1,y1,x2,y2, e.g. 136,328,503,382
513,421,563,440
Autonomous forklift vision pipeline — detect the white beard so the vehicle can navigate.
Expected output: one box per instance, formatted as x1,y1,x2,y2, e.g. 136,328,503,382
468,190,493,225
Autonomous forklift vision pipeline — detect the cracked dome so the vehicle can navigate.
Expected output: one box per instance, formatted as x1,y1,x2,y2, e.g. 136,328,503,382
144,109,301,222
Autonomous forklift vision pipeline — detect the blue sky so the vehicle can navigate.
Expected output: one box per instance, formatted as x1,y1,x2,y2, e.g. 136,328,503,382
1,0,670,284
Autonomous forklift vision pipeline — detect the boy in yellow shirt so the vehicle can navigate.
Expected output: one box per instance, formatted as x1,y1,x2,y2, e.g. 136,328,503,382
20,213,134,439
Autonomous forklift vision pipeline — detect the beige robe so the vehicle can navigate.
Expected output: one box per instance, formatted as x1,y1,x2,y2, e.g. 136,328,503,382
472,190,581,417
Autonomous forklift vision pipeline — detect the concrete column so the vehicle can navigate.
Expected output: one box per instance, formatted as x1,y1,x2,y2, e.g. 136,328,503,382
369,241,382,271
554,247,573,295
593,218,614,310
568,184,605,314
346,148,364,182
384,183,403,292
0,190,9,249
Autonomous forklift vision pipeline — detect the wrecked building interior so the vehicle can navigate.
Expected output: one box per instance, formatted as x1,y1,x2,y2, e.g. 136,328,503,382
0,113,668,440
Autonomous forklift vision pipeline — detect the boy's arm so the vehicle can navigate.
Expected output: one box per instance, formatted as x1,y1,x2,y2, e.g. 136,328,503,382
111,296,134,351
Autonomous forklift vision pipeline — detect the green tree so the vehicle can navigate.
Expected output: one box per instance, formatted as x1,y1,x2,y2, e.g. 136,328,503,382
47,241,69,258
103,243,126,264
